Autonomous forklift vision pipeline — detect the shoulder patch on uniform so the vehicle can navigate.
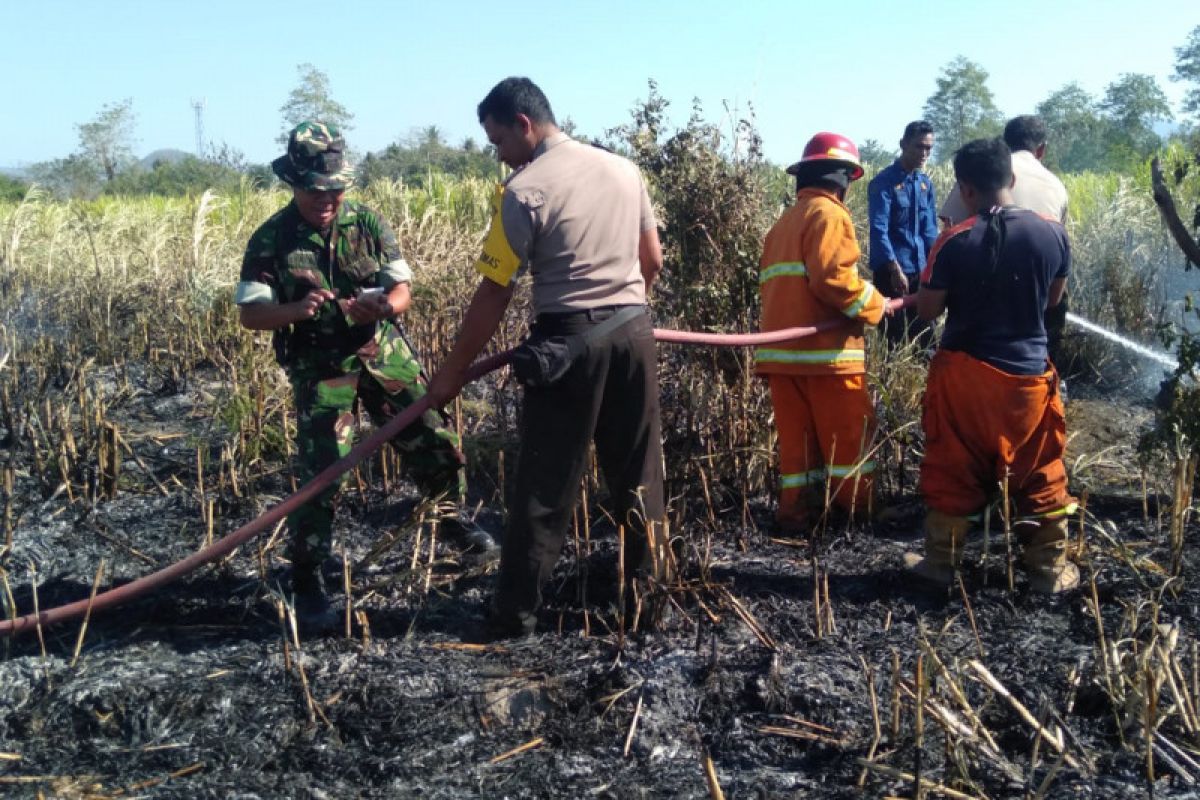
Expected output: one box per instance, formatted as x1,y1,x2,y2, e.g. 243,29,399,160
474,184,522,287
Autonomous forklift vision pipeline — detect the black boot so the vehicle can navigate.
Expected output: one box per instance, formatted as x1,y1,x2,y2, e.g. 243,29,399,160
441,516,500,564
291,566,338,634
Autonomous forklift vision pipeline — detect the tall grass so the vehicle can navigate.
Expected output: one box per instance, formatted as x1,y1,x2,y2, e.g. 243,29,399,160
0,156,1193,516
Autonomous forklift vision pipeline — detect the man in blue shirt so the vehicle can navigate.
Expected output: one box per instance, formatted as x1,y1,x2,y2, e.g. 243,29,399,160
868,120,939,349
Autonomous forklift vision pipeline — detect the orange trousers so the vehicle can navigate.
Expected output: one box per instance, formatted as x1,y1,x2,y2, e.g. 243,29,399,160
920,350,1075,519
767,373,875,522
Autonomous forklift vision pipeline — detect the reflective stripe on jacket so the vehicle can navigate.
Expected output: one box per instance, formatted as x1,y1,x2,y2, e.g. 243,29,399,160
756,187,885,376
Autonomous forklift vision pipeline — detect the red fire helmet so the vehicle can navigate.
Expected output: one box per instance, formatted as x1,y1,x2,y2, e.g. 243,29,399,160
786,132,865,180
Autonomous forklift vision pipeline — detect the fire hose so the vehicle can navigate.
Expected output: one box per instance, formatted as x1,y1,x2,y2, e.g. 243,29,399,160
0,297,910,637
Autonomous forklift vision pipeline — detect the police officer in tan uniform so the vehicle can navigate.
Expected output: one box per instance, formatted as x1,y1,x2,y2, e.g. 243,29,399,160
429,76,665,638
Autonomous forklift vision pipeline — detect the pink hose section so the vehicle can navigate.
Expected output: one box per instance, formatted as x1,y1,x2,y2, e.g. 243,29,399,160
0,296,909,637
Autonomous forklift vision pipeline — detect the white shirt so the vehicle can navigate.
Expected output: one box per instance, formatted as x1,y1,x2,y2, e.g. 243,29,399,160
939,150,1069,225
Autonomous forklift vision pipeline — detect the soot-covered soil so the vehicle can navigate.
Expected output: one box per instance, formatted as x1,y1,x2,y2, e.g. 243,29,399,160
1,367,1198,799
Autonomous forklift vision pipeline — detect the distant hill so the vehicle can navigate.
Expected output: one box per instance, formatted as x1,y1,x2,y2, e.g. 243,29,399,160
139,149,192,169
0,166,29,180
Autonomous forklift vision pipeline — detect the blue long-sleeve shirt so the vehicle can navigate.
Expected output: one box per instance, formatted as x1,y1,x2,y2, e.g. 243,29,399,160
867,160,939,277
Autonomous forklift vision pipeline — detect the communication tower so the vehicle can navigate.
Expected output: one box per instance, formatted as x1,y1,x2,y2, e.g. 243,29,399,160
191,98,206,156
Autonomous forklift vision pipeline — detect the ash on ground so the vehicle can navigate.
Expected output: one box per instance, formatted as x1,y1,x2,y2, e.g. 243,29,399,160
1,368,1198,799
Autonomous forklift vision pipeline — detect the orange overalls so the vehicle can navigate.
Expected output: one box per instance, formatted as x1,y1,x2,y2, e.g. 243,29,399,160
917,215,1076,522
921,348,1075,520
756,187,886,526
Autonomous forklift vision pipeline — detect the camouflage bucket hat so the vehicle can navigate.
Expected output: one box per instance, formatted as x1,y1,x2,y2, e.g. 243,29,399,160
272,121,355,191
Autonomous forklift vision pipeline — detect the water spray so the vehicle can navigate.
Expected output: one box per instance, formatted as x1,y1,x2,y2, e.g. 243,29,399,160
1066,312,1179,371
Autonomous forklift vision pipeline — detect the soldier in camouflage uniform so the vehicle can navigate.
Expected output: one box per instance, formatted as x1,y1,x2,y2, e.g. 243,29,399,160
237,121,497,630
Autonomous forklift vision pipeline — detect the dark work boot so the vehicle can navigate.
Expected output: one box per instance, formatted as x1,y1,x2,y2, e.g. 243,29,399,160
441,515,500,565
291,566,338,634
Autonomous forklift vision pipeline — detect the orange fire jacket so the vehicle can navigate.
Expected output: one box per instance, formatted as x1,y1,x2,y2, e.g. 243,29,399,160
756,187,886,376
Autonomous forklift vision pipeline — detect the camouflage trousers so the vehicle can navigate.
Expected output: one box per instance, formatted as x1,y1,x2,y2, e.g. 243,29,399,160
287,323,466,570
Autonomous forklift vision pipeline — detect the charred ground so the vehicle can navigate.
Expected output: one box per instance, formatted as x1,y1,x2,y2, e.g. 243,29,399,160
0,358,1198,799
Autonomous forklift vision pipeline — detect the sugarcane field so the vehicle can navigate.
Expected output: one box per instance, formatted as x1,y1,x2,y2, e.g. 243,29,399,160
5,10,1200,799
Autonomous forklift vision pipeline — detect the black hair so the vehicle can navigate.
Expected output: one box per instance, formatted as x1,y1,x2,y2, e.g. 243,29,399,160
477,77,557,126
953,138,1012,194
902,120,934,142
1002,115,1048,153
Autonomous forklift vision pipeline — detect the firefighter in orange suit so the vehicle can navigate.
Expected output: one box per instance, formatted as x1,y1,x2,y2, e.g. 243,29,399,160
906,137,1078,593
756,132,889,532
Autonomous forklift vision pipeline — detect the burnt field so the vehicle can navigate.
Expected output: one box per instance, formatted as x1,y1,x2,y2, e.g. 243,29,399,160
1,354,1198,800
1,164,1198,798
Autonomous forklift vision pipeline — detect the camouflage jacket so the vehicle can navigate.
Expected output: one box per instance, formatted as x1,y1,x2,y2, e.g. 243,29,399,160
237,200,414,374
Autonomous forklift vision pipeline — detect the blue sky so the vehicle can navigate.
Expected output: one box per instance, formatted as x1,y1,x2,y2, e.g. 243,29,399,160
4,0,1196,168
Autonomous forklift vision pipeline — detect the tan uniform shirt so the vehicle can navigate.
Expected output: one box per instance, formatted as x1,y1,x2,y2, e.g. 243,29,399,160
939,150,1069,225
473,132,655,314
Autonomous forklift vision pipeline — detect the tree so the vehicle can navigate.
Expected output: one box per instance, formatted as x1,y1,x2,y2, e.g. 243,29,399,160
357,128,497,188
922,56,1003,161
857,138,895,170
1173,25,1200,119
0,174,28,203
1035,83,1109,173
1100,73,1173,166
77,99,137,182
28,154,103,198
278,63,355,144
104,155,245,196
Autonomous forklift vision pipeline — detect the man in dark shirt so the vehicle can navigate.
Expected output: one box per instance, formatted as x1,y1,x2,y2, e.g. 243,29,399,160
868,120,939,349
906,137,1079,594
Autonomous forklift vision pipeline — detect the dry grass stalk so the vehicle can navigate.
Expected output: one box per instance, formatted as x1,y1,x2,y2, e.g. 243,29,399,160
956,577,984,659
115,427,170,497
812,558,823,640
1169,453,1195,576
0,775,99,785
1145,663,1157,786
1154,732,1200,784
857,656,883,787
356,609,371,649
1156,641,1198,734
28,562,48,680
617,524,626,649
917,644,999,754
342,549,353,639
906,670,1022,784
915,653,925,800
757,724,845,746
1032,749,1068,799
282,603,329,727
701,747,726,800
1,464,12,557
1000,475,1015,592
430,642,507,653
759,715,845,746
423,520,439,594
488,737,544,764
891,649,902,740
720,588,776,650
966,660,1080,770
623,688,644,757
855,758,985,800
822,570,835,635
123,761,206,793
70,558,106,668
